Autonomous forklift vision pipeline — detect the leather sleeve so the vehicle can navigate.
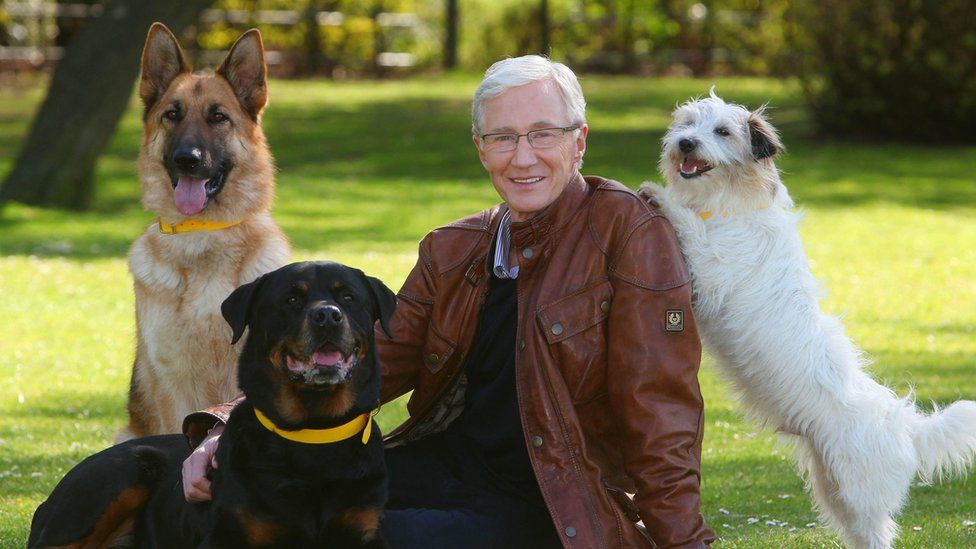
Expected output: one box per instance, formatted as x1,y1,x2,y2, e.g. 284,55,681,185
377,236,437,403
182,395,243,448
606,213,715,548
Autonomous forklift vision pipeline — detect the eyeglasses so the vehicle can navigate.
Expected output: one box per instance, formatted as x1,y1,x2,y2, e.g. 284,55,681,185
479,125,579,153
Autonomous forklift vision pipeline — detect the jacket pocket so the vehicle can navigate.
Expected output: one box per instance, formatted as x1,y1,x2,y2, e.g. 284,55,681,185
536,278,613,403
421,323,457,374
605,485,657,547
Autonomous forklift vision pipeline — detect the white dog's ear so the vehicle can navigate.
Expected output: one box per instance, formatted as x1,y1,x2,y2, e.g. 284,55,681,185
748,106,783,161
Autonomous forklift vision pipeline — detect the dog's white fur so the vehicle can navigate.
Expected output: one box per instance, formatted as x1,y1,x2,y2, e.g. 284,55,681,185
640,92,976,549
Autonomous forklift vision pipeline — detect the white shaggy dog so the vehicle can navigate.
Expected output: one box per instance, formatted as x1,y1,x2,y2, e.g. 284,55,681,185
639,92,976,549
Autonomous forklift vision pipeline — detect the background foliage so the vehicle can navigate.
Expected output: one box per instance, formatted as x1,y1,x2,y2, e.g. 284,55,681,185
188,0,799,77
787,0,976,142
2,0,972,143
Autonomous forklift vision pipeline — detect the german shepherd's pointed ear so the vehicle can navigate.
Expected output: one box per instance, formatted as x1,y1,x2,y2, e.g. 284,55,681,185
222,274,267,345
363,273,397,338
748,105,784,161
139,23,191,113
217,29,268,121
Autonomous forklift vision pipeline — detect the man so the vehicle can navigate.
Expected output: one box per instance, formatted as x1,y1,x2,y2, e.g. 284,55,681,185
183,55,714,548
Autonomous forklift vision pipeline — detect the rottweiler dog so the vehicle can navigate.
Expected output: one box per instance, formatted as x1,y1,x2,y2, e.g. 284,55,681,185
30,261,396,548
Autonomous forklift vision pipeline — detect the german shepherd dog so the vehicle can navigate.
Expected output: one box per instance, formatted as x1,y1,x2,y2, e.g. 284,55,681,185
30,261,395,548
120,24,290,440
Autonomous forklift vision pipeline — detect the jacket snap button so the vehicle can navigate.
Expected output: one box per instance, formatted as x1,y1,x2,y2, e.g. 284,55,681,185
565,526,577,537
551,323,563,336
522,247,534,259
601,300,610,313
428,353,439,364
518,339,526,351
531,435,543,447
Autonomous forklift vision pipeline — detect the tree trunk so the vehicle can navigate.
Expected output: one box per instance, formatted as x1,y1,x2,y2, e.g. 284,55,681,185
443,0,458,70
621,0,636,71
370,1,388,77
0,0,216,210
300,0,324,75
539,0,550,55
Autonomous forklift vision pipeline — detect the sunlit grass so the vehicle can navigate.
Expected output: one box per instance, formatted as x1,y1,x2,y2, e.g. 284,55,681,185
2,73,975,547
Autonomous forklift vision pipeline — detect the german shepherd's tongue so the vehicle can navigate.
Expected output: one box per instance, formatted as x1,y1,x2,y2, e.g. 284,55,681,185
174,176,208,215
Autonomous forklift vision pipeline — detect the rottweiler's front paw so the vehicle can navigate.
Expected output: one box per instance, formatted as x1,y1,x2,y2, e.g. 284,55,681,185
359,532,388,548
330,507,386,548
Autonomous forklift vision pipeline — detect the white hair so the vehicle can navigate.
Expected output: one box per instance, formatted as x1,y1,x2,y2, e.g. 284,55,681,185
471,55,586,136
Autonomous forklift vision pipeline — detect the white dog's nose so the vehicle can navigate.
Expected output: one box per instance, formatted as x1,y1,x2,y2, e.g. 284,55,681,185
679,138,696,153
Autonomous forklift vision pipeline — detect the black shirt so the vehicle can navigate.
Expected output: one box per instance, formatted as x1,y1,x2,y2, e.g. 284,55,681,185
442,264,537,495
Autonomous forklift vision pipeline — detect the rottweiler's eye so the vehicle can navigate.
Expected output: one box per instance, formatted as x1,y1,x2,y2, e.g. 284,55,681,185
163,110,179,122
286,296,298,305
342,294,355,302
715,127,730,137
209,111,227,124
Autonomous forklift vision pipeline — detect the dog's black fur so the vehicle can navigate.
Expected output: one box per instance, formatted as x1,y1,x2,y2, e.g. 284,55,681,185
30,261,396,548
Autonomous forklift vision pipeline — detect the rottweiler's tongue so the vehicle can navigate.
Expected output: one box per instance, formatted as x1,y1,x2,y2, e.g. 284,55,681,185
313,350,344,366
174,176,208,215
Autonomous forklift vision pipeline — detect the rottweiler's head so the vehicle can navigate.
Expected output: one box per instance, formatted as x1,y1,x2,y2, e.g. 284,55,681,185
222,262,396,425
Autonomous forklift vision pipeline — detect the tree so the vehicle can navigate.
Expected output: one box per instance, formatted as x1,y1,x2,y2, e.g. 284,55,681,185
0,0,216,210
539,0,549,56
369,0,390,77
443,0,458,69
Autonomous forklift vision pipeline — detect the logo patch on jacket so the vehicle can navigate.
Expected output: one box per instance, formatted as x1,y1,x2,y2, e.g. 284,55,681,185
665,310,684,332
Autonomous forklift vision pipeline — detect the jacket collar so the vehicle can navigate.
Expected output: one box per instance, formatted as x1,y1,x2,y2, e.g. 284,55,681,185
508,172,593,249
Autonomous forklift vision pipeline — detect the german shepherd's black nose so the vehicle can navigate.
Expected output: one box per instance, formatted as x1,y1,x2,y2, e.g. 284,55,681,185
679,138,697,154
173,146,203,171
312,304,343,327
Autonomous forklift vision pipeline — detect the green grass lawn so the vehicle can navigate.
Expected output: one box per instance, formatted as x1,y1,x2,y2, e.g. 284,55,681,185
2,73,975,547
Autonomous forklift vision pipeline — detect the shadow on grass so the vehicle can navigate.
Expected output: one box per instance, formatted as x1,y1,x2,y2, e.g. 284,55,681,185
3,82,976,261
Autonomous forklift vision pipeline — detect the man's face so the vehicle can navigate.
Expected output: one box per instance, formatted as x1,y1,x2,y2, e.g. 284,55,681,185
474,79,587,222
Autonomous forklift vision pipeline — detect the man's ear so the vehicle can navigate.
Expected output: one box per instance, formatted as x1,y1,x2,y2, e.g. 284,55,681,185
473,134,489,168
574,124,588,165
217,28,268,120
139,22,190,112
364,274,397,338
748,106,783,161
221,274,267,345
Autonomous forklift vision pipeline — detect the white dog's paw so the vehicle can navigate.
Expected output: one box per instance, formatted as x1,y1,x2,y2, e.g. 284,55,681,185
637,181,666,208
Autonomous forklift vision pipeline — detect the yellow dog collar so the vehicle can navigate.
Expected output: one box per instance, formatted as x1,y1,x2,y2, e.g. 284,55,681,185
158,218,241,234
253,407,376,445
699,203,769,220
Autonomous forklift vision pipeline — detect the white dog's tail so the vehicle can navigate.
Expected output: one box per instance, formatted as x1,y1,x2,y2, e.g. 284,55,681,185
913,400,976,483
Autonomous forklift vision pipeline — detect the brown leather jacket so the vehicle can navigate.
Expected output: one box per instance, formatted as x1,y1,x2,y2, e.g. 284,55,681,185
185,174,714,548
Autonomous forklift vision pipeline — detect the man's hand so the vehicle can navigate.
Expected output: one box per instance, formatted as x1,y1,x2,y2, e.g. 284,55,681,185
182,424,223,502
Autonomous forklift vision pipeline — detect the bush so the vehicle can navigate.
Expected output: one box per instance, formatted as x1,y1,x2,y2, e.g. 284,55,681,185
788,0,976,142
